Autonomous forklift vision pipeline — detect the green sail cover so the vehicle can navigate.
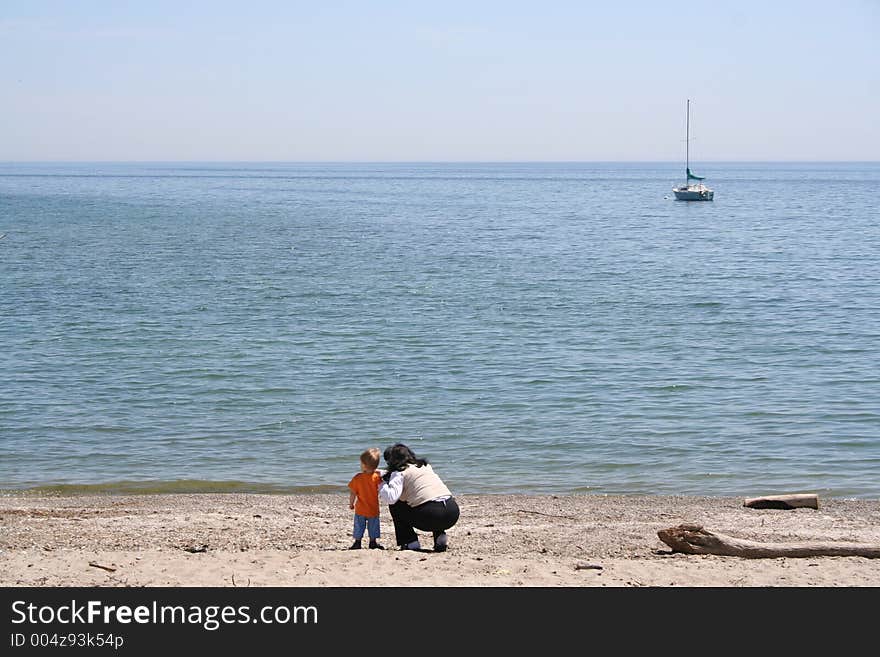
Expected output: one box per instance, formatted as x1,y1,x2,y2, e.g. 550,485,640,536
687,168,705,181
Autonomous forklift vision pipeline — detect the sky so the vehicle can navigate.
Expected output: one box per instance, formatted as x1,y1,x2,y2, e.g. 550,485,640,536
2,1,878,161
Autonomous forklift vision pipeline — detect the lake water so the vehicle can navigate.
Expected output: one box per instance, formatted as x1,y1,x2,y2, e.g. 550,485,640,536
1,161,878,497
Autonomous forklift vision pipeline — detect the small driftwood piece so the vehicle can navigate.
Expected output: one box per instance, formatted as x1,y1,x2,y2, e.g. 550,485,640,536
88,561,117,572
658,524,880,559
743,493,819,510
516,509,577,521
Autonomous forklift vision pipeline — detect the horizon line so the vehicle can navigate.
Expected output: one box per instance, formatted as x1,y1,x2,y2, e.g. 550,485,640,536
2,159,879,165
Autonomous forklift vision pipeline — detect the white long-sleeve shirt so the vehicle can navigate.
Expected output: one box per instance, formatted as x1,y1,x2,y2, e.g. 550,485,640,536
378,467,451,506
378,471,404,504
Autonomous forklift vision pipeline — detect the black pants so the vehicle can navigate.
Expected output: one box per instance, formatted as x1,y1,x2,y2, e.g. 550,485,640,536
389,497,460,546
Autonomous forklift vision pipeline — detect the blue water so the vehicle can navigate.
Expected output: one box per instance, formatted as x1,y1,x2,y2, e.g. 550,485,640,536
1,162,878,497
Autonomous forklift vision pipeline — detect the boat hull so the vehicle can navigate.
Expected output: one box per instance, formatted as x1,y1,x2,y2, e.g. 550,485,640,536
673,185,714,201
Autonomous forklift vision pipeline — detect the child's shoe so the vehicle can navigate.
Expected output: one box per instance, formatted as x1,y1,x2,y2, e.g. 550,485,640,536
348,540,362,550
368,539,385,550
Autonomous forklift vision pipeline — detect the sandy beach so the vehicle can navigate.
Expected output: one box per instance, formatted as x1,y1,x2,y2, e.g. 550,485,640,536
2,492,879,587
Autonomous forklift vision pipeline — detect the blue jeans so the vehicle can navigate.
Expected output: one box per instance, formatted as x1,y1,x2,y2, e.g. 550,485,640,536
353,514,380,540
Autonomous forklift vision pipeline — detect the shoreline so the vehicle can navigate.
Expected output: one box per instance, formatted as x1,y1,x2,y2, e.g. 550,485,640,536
6,480,880,500
2,492,879,586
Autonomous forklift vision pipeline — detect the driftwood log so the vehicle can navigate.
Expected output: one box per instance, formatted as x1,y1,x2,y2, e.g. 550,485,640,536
657,524,880,559
743,493,819,510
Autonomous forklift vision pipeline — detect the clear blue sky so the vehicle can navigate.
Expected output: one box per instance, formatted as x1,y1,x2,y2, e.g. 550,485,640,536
2,1,878,161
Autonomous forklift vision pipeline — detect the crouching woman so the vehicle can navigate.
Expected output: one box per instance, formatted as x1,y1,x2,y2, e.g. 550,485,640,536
378,443,460,552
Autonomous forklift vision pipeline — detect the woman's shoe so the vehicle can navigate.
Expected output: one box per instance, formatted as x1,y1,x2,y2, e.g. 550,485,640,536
433,532,448,552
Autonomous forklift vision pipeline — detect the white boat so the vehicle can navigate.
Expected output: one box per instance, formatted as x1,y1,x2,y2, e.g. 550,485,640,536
673,99,714,201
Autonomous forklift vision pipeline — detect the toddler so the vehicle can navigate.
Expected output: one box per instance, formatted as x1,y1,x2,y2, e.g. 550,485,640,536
347,447,384,549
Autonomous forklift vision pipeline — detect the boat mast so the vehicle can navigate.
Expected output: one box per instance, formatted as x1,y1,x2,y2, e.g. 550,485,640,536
685,98,690,184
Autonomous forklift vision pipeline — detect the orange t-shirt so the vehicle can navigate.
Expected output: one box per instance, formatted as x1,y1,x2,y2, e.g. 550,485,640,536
348,471,381,518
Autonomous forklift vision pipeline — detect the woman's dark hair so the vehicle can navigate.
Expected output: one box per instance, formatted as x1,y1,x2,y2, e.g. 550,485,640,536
383,443,428,474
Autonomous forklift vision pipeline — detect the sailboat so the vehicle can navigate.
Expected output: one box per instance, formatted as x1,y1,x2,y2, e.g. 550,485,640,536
672,99,714,201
